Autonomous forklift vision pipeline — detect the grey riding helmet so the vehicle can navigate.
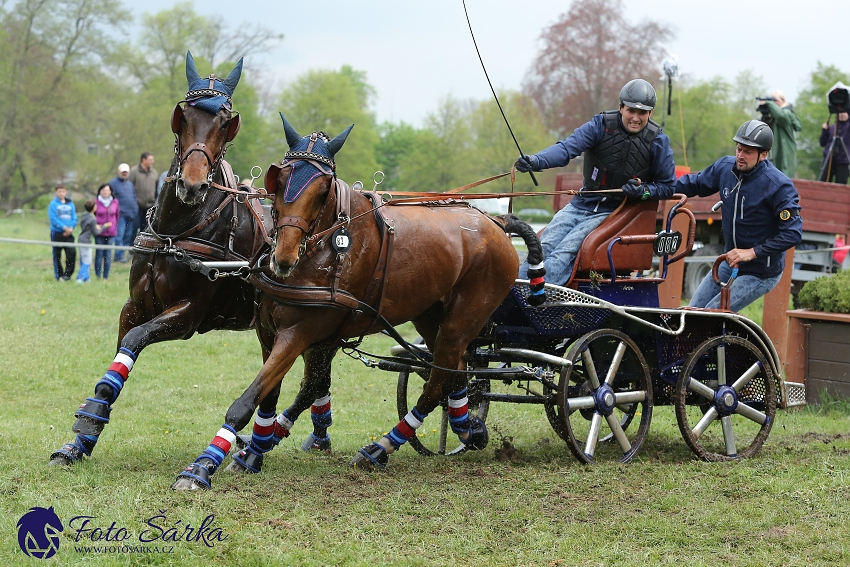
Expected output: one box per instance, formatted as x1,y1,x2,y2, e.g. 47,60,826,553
619,79,657,110
733,119,773,151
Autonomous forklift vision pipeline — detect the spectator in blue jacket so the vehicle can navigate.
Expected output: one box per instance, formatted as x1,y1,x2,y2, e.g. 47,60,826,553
48,184,77,280
676,120,803,311
515,79,676,284
110,163,138,263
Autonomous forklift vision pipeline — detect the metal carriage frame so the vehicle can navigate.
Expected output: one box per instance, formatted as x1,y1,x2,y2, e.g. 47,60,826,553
392,195,787,464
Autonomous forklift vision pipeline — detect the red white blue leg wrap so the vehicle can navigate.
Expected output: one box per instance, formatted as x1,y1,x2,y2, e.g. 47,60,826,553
96,348,136,404
385,406,429,450
448,389,471,435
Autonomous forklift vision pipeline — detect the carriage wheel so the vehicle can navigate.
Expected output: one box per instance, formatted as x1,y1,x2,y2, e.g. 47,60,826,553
396,350,490,457
675,335,776,461
556,329,653,464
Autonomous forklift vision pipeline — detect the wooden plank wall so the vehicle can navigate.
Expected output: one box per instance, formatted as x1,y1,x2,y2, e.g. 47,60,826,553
805,321,850,402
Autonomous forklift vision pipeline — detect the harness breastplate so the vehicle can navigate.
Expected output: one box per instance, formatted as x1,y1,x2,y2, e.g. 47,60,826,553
583,110,660,191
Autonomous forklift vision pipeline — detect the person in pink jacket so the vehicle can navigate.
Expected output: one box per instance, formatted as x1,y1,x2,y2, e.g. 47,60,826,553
93,183,120,280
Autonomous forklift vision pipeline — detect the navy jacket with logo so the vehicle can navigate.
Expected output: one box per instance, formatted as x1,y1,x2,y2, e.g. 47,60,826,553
676,156,803,278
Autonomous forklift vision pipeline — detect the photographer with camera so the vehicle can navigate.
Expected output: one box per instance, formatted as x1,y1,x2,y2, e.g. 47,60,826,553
820,112,850,184
757,90,802,177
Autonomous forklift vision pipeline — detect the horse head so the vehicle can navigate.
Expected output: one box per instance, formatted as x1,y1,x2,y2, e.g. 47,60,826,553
265,114,353,278
171,51,243,205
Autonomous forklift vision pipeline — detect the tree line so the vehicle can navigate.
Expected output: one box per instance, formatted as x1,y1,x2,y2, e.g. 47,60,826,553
1,0,846,211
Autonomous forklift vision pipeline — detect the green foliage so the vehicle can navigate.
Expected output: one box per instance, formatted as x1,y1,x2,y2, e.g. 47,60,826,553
662,76,753,172
797,269,850,313
793,62,850,179
276,66,380,186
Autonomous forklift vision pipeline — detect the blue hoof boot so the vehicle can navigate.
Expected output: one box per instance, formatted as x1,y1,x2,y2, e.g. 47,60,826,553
173,462,212,490
350,443,388,471
301,433,331,452
73,398,111,435
229,447,263,473
463,416,489,451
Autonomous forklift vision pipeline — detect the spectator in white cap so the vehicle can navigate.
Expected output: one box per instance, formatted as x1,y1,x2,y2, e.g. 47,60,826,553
109,162,138,263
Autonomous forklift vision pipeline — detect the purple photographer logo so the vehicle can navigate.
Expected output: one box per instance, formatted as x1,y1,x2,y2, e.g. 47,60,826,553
17,506,64,559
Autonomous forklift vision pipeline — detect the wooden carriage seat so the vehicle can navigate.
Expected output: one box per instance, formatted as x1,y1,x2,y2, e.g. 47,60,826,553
567,198,659,286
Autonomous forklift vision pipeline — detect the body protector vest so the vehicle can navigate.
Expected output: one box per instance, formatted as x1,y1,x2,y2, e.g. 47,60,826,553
583,110,661,191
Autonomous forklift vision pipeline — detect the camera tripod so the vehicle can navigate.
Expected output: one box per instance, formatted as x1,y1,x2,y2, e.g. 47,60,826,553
819,114,850,184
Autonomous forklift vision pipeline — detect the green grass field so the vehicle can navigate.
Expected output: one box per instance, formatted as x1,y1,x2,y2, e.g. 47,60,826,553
1,214,849,566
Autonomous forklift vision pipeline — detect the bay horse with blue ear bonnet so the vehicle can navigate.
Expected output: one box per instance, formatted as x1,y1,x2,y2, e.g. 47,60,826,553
49,52,335,467
172,114,545,490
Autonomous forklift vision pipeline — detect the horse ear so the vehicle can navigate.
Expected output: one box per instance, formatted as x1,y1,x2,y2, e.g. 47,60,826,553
186,51,201,85
280,113,302,149
222,57,243,92
327,124,354,157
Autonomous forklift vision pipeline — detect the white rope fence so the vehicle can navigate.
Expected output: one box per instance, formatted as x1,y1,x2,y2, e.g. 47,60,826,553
0,237,133,251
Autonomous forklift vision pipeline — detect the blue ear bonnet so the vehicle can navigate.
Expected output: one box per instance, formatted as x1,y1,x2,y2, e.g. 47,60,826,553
184,51,243,114
187,76,234,114
282,134,334,203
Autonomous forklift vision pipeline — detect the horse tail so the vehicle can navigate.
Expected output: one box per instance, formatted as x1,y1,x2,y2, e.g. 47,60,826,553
499,214,546,306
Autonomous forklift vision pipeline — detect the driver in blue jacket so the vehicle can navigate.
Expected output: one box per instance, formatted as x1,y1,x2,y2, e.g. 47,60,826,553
676,119,803,311
515,79,676,284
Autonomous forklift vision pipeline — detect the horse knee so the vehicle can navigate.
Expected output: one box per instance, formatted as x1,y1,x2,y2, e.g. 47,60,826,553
225,400,255,431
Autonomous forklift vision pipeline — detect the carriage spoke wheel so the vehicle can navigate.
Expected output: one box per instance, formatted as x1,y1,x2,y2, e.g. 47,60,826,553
675,335,776,461
557,329,652,464
396,344,490,457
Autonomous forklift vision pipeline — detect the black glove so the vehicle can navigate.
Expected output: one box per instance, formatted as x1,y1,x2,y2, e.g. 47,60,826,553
622,179,648,199
515,154,540,173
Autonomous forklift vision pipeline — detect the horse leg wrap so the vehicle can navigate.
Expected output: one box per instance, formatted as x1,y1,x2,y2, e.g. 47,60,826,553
448,389,471,437
70,349,136,438
302,395,332,452
177,425,237,487
527,263,547,307
384,407,429,451
230,410,275,473
272,410,295,446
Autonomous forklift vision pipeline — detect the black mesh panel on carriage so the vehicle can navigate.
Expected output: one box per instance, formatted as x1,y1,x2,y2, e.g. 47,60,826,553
510,284,611,336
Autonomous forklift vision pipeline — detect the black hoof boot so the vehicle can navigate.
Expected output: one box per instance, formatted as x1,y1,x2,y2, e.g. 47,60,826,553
49,444,85,466
227,446,264,474
234,434,252,450
464,416,489,451
301,433,331,452
172,461,214,491
72,398,111,436
350,443,388,471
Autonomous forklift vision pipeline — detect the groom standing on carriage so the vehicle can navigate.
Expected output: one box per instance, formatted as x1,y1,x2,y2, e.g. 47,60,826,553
514,79,677,284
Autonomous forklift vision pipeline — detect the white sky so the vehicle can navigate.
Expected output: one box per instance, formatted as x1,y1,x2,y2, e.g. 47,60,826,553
138,0,844,127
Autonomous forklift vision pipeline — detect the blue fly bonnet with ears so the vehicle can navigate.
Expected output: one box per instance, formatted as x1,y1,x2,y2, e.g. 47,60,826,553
278,113,354,203
184,51,243,114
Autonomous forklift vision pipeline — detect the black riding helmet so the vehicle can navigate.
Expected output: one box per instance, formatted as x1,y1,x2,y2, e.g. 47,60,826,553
733,119,773,152
619,79,656,110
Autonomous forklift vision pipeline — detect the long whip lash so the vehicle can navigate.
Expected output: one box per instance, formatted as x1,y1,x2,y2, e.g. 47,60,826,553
462,0,538,187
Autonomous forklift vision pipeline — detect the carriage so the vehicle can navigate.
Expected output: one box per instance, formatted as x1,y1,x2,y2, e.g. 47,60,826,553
382,193,791,464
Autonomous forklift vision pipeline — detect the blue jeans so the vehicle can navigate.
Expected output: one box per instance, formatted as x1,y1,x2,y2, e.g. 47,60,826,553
689,260,783,312
51,231,76,280
114,213,138,261
519,203,609,284
95,235,115,278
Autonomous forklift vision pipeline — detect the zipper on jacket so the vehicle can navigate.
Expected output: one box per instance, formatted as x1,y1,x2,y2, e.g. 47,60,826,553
740,196,745,220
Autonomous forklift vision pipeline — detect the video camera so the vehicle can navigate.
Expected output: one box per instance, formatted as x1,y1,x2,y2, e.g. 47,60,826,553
827,81,850,114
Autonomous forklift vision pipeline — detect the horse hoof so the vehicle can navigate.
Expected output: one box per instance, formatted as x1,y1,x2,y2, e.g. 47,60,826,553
48,455,72,467
234,434,252,450
226,448,263,474
350,443,388,471
172,462,212,491
464,416,489,451
301,433,331,452
171,477,207,491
